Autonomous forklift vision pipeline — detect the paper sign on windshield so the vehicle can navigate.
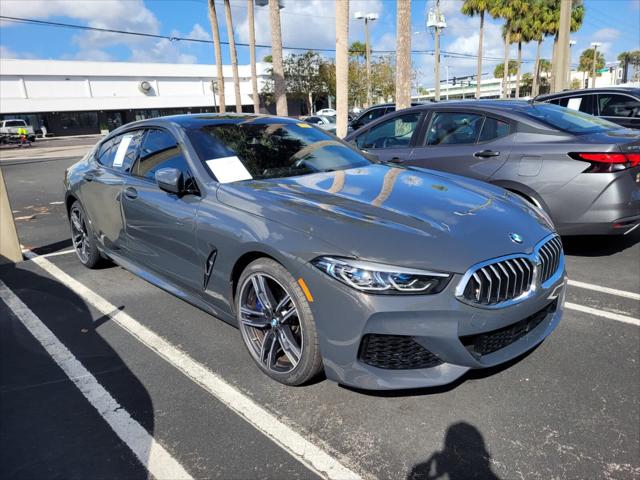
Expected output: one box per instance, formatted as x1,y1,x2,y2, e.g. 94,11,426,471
205,156,253,183
113,135,133,168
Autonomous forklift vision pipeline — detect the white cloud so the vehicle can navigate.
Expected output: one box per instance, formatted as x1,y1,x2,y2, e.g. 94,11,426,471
187,23,211,42
593,28,620,42
0,45,39,59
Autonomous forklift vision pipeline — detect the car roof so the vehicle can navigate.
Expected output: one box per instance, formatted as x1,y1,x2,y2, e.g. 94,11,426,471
537,87,640,99
118,113,300,131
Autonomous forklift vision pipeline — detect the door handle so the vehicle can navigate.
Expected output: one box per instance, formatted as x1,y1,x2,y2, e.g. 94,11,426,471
474,150,500,158
390,157,404,163
124,187,138,199
83,172,95,182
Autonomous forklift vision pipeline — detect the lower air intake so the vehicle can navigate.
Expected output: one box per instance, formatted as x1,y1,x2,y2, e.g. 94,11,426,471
358,334,442,370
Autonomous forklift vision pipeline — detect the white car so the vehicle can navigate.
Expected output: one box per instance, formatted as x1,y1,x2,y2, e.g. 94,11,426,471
0,119,36,142
316,108,337,116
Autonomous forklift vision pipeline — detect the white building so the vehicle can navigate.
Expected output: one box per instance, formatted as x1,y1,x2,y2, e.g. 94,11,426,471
0,59,269,136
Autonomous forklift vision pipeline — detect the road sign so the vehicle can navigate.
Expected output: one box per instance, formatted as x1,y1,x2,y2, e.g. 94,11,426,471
596,68,608,73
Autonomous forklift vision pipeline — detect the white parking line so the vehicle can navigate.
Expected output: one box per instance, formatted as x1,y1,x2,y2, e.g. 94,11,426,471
0,279,193,480
565,302,640,327
567,279,640,301
26,252,363,480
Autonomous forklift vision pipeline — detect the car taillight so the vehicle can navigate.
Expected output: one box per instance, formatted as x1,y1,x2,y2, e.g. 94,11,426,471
570,152,640,173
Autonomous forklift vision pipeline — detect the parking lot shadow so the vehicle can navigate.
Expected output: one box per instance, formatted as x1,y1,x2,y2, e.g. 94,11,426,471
407,422,501,480
561,231,639,257
0,261,153,479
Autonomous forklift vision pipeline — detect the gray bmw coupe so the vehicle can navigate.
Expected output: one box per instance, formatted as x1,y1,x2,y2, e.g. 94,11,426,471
64,114,566,390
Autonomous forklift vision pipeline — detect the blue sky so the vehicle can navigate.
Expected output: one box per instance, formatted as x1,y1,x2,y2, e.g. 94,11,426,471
1,0,639,86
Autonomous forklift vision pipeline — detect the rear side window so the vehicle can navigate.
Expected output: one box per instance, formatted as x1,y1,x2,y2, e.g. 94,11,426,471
359,107,387,125
478,117,510,142
357,112,421,149
134,129,189,181
522,103,619,134
96,138,117,168
110,130,144,173
598,94,640,118
426,112,483,145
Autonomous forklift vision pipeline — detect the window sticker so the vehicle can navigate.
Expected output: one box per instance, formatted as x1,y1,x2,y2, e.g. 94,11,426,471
567,97,582,111
297,122,312,128
113,135,133,167
205,156,253,183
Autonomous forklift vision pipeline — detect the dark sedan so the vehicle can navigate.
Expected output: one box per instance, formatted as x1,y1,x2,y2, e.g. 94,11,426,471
64,114,565,390
537,87,640,130
345,101,640,235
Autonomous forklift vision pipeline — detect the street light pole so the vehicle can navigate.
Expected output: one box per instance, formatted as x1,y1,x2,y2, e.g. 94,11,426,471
427,0,446,101
355,12,378,108
567,39,576,87
590,42,601,88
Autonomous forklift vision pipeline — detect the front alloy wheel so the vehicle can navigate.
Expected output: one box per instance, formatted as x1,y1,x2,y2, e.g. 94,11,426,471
237,259,322,385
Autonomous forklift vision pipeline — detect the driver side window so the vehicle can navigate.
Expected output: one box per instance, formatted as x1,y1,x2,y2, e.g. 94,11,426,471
356,113,421,150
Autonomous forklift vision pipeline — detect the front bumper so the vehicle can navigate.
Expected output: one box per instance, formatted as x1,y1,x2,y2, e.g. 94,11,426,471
300,261,566,390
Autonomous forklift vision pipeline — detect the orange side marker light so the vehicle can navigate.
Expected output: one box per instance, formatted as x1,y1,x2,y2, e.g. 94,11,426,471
297,278,314,303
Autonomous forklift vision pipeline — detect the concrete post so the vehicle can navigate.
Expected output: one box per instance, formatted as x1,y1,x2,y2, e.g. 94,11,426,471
0,168,22,264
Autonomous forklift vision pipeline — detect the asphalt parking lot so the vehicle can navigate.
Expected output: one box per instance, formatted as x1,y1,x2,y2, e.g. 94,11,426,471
1,146,639,479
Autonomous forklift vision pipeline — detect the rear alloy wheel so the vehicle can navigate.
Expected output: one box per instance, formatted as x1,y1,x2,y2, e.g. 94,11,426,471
69,201,102,269
237,258,322,386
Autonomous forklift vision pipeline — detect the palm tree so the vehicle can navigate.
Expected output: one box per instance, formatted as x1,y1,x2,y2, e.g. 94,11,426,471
223,0,242,112
207,0,225,112
269,0,288,116
335,0,349,138
490,0,516,98
395,0,412,110
522,0,547,97
461,0,492,99
578,47,605,87
248,0,260,113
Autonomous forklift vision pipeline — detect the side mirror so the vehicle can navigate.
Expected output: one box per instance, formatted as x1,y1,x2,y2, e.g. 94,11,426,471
155,167,183,194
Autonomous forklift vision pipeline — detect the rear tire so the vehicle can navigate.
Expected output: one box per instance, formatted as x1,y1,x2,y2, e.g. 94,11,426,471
236,258,323,386
69,201,103,269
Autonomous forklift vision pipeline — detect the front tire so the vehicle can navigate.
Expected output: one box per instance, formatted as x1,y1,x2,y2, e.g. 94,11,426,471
69,201,103,269
236,258,323,386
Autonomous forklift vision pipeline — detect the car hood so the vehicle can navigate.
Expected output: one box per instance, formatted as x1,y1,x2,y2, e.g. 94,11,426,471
217,164,555,273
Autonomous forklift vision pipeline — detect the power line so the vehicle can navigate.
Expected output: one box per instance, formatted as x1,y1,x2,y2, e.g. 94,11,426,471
0,15,535,62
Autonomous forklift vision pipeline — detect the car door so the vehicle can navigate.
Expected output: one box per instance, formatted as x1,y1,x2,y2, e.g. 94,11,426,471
596,93,640,129
407,111,513,180
353,111,424,162
79,130,143,252
120,127,203,294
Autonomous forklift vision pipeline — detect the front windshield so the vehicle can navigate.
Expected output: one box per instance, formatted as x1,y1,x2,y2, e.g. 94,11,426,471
188,121,371,181
522,103,619,135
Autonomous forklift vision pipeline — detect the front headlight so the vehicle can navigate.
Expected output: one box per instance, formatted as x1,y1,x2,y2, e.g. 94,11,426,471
311,256,451,294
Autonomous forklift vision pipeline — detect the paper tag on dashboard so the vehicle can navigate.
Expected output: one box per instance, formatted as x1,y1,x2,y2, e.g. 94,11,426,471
205,156,253,183
113,135,133,167
567,97,582,111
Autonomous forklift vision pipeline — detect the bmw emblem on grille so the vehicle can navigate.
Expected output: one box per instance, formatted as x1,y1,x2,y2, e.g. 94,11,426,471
509,233,524,244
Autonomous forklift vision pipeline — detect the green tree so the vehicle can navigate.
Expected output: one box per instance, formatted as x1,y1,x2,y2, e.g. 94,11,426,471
578,47,605,87
372,55,396,103
349,41,366,60
494,60,518,79
461,0,494,99
618,50,640,82
284,51,326,114
490,0,530,98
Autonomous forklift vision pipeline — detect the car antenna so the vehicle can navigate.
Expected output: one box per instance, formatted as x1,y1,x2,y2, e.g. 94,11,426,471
528,93,542,105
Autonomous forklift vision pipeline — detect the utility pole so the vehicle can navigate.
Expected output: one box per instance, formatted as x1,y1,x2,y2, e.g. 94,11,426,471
427,0,446,101
355,12,378,107
590,42,601,88
553,0,571,92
